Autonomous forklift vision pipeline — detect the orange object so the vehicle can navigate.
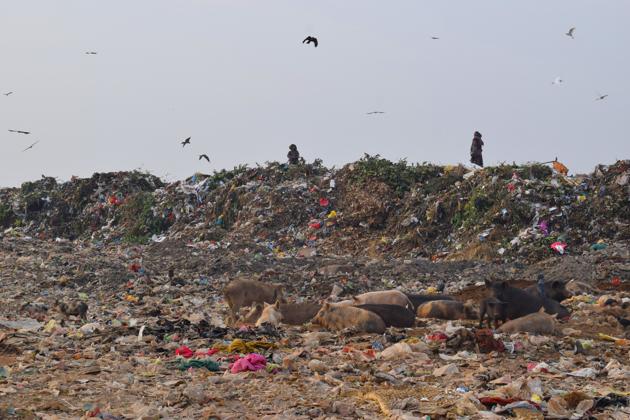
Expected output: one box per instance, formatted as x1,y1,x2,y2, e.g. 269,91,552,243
552,161,569,176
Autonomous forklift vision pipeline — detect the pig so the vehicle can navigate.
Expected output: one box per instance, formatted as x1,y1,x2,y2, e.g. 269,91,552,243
405,293,455,311
255,301,321,326
312,302,386,333
223,279,283,319
497,308,557,335
352,290,414,311
524,279,571,302
416,300,477,320
55,300,88,320
484,280,545,320
353,304,415,328
478,297,507,328
240,303,264,324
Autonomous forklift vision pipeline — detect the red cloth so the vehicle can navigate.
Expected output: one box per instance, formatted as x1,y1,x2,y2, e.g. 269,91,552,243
175,346,194,358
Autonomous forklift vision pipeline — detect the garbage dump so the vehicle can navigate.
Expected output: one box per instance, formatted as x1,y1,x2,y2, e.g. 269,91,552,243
1,157,629,418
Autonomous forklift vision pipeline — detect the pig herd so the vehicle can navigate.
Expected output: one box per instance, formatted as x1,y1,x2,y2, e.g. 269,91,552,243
223,277,572,335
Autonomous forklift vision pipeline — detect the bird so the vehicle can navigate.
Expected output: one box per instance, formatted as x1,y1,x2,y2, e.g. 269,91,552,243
595,94,609,101
85,51,98,55
552,77,564,85
565,27,575,38
537,274,546,298
431,36,439,40
616,316,630,328
436,279,445,293
181,137,191,147
199,154,210,162
9,129,30,135
22,141,39,152
3,92,13,96
303,36,318,47
366,111,385,115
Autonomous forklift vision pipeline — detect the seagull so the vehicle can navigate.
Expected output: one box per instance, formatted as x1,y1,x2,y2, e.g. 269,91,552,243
366,111,385,115
85,51,98,55
552,77,564,85
22,141,39,152
181,137,191,147
565,27,575,38
199,154,210,162
302,36,318,48
8,129,30,135
3,92,13,96
431,36,439,40
595,94,609,101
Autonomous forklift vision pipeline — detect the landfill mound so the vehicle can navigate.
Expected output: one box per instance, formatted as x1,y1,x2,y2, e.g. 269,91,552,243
1,156,628,262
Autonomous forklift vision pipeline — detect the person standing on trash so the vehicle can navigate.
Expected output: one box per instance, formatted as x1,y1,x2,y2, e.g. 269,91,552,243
470,131,484,167
287,144,301,165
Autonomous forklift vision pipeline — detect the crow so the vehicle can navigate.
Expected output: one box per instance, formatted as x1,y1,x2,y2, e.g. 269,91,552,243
85,51,98,55
9,130,30,135
366,111,385,115
181,137,191,147
199,154,210,162
431,36,439,40
595,94,609,101
22,141,39,152
303,36,318,47
3,92,13,96
566,27,575,38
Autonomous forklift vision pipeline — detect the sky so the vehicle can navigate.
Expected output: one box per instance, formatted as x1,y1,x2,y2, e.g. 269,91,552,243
1,1,629,187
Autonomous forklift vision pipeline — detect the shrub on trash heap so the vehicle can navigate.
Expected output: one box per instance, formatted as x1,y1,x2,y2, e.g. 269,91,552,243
118,192,170,244
0,203,14,228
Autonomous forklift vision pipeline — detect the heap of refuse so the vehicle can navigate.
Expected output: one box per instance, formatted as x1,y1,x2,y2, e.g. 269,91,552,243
1,156,628,263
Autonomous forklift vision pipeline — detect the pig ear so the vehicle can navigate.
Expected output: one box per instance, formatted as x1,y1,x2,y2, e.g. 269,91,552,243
538,307,546,313
551,313,558,319
273,300,281,309
322,302,330,309
352,296,360,302
263,302,271,308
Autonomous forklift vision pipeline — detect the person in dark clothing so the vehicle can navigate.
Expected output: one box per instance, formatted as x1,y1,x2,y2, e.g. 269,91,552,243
470,131,484,167
287,144,301,165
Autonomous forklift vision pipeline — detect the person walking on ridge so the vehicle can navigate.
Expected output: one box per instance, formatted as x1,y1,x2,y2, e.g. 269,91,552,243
470,131,484,167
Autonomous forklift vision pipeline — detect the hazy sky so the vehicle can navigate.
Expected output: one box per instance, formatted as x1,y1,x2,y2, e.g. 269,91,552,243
1,1,629,187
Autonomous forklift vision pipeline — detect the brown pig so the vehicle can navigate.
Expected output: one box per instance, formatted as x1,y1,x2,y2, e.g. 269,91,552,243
239,303,264,324
223,279,283,318
478,297,507,328
255,301,321,326
312,302,386,333
497,308,557,335
416,300,477,320
55,300,88,320
352,290,414,311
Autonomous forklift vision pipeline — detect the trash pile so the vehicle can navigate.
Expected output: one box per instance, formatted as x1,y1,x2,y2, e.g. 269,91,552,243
0,157,629,418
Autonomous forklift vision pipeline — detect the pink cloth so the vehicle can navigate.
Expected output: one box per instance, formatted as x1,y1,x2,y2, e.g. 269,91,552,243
230,353,267,373
550,242,567,254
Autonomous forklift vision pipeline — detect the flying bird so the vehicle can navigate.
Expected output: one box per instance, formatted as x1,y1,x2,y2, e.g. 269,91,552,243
85,51,98,55
22,141,39,152
3,92,13,96
9,129,30,135
303,36,318,47
552,77,564,85
366,111,385,115
595,94,609,101
565,27,575,38
431,36,439,40
199,154,210,162
181,137,191,147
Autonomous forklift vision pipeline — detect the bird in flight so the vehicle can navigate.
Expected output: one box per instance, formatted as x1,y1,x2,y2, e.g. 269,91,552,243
3,92,13,96
181,137,191,147
431,36,439,40
303,36,318,48
595,94,609,101
552,77,564,85
85,51,98,55
366,111,385,115
22,141,39,152
9,129,30,135
565,27,575,38
199,154,210,162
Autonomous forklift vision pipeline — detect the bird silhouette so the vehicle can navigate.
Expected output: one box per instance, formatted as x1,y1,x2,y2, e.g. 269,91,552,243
552,77,564,85
85,51,98,55
181,137,191,147
22,141,39,152
436,279,445,293
3,92,13,96
366,111,385,115
303,36,318,47
9,130,30,135
431,36,439,40
566,27,575,38
199,154,210,162
595,94,609,101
